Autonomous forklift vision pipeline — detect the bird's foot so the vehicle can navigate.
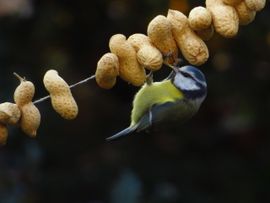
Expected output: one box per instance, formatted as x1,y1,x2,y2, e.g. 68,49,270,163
146,71,153,85
163,52,183,68
173,58,183,67
163,51,173,61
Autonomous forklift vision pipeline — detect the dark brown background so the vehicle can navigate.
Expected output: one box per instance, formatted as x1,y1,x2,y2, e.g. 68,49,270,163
0,0,270,202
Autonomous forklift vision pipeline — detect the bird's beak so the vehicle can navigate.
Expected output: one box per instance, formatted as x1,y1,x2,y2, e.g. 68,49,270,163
165,63,179,72
172,66,179,73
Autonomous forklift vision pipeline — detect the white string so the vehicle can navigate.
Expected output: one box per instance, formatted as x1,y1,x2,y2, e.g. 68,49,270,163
33,74,95,104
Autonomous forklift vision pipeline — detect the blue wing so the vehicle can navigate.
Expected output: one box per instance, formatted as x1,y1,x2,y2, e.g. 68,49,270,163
106,102,176,141
107,100,193,141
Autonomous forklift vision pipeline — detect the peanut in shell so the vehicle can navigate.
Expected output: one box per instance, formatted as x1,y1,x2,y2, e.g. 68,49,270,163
13,74,41,137
147,15,178,64
167,9,209,66
196,25,215,41
222,0,242,6
245,0,266,11
96,53,119,89
109,34,146,86
0,102,21,125
236,1,256,25
136,46,163,71
14,74,35,106
20,103,41,137
43,70,78,120
128,33,163,71
206,0,239,38
188,7,212,31
127,34,150,51
50,95,78,120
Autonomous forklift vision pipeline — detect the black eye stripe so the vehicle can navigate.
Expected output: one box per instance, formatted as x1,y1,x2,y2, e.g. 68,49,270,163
181,71,191,78
181,71,205,84
181,71,197,81
180,66,206,83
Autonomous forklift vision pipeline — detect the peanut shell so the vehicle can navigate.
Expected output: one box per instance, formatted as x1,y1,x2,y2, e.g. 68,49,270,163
196,25,215,41
127,34,150,51
20,103,41,137
14,79,35,106
43,70,70,94
147,15,178,64
50,95,78,120
245,0,266,11
43,70,78,120
236,1,256,25
222,0,242,6
206,0,239,38
128,33,163,71
96,53,119,89
188,6,212,31
167,9,209,65
13,74,41,137
0,102,21,125
136,46,163,71
109,34,146,86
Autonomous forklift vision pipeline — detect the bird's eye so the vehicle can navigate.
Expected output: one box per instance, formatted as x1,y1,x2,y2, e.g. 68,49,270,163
181,71,190,78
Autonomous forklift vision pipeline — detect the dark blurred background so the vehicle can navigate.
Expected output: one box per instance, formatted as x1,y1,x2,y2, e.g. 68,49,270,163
0,0,270,203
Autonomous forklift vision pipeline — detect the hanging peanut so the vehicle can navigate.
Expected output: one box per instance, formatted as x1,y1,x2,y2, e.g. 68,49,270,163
245,0,266,11
127,33,163,71
206,0,239,38
95,53,119,89
109,34,146,86
147,15,179,64
167,9,209,66
0,102,21,125
13,73,41,137
43,70,78,120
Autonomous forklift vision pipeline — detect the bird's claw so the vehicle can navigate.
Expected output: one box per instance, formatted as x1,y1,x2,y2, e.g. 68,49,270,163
146,71,153,85
163,52,183,68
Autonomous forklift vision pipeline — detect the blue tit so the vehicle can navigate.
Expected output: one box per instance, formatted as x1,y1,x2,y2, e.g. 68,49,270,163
106,65,207,141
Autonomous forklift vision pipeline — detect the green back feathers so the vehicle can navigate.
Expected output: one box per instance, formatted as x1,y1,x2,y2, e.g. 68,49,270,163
131,80,184,125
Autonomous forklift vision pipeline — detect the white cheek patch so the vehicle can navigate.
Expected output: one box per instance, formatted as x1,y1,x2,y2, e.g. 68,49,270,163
174,73,200,91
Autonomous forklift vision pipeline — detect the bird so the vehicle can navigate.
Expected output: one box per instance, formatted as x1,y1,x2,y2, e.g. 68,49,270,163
106,65,207,141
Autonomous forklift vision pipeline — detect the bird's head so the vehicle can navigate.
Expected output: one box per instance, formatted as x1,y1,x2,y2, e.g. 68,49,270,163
169,65,207,100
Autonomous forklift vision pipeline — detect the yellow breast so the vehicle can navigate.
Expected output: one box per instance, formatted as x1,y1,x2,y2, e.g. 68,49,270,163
131,80,184,125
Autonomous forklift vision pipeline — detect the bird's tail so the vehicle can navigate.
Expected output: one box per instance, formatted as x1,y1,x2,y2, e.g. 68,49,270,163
106,124,138,141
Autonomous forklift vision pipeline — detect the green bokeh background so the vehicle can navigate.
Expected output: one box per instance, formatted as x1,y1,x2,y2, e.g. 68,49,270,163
0,0,270,203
